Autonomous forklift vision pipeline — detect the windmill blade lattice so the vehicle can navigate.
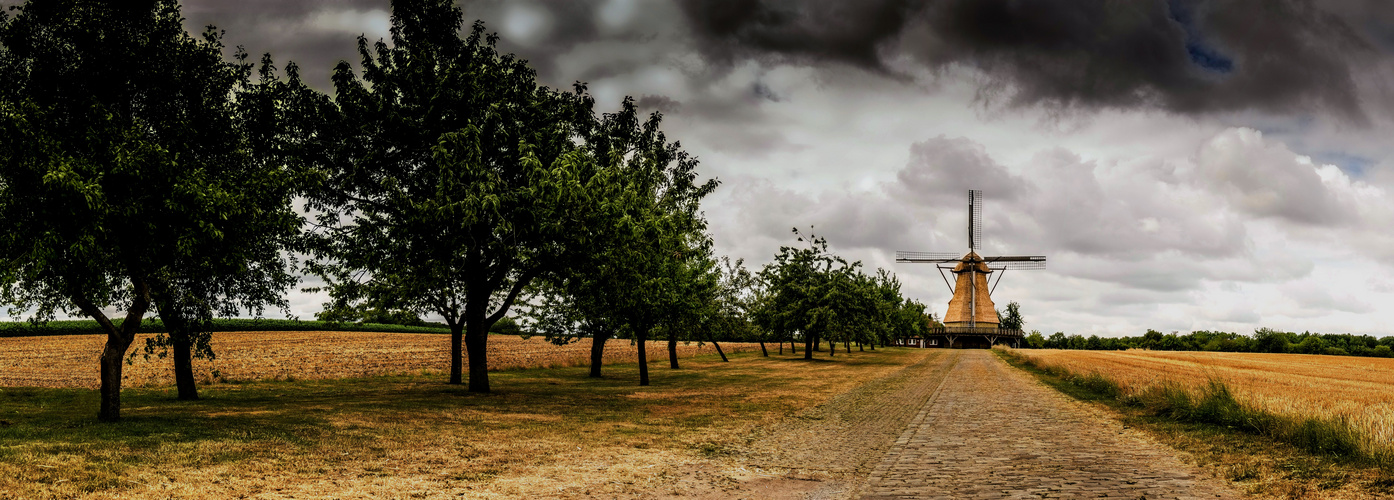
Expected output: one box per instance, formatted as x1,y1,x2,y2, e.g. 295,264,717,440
969,189,983,252
895,251,962,262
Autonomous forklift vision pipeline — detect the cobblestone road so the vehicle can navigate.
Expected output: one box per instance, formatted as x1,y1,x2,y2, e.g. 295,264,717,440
859,350,1240,499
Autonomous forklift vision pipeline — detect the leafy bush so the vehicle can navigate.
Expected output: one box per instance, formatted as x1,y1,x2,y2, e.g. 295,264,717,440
489,317,523,336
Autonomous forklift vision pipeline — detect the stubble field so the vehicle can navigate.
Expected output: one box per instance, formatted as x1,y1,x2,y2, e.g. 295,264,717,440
0,332,759,389
1011,348,1394,498
0,332,931,499
1013,349,1394,457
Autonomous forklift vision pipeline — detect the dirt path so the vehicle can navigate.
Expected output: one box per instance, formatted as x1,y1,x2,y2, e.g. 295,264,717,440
645,349,959,499
741,350,959,476
859,350,1240,499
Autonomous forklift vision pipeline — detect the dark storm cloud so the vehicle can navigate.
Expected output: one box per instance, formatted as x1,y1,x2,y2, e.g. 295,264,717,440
97,0,1386,121
680,0,1379,120
636,94,683,114
678,0,923,72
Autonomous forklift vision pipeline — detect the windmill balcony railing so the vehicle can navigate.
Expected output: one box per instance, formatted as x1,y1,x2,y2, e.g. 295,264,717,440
926,326,1025,338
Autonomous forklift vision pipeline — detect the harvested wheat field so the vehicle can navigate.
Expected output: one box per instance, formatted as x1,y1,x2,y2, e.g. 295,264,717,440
1015,350,1394,455
0,332,758,389
0,346,932,499
1011,347,1394,500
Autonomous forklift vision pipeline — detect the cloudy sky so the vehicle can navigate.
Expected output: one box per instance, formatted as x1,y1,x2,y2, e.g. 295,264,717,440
173,0,1394,337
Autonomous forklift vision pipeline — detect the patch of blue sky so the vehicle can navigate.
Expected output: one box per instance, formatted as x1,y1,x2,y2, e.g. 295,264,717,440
1310,151,1373,178
1167,0,1234,74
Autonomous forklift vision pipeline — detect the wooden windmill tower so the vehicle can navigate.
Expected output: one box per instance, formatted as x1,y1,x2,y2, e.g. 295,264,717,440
896,190,1045,347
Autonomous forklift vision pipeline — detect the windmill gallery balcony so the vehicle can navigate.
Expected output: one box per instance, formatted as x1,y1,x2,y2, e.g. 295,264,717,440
894,325,1026,349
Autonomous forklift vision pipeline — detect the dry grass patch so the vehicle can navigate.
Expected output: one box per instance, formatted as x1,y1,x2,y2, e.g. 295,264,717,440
0,346,928,499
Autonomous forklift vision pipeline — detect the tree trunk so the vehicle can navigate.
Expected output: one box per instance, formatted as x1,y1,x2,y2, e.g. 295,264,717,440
759,340,768,357
829,338,836,357
845,340,851,353
465,322,490,392
712,341,728,362
98,334,134,421
448,321,464,385
172,334,198,400
589,331,610,378
803,335,813,360
668,337,679,369
90,279,150,422
638,330,650,386
150,287,199,400
778,341,783,355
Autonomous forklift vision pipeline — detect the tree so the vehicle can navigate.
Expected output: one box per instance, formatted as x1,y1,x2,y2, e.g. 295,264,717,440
891,300,931,347
302,1,614,392
659,249,720,370
756,229,862,360
0,1,299,419
1025,330,1045,348
709,257,761,356
998,301,1024,331
1252,327,1292,353
518,97,717,382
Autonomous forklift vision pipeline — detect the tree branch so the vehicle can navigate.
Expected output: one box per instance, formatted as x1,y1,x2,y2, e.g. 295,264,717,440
487,265,545,326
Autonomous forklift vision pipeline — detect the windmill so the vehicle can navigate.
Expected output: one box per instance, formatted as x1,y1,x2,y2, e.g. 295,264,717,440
896,190,1045,347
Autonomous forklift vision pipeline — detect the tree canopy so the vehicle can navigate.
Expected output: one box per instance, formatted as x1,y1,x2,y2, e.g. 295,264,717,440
299,0,695,392
0,0,300,419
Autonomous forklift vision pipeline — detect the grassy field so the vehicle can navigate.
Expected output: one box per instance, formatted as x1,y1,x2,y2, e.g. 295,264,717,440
1005,348,1394,498
0,343,928,499
0,332,759,389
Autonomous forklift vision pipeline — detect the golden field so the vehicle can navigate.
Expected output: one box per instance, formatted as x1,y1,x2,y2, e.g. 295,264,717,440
1014,349,1394,458
0,345,930,499
0,332,759,389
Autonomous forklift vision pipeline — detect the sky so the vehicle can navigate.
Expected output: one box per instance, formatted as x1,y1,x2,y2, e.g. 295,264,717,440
166,0,1394,337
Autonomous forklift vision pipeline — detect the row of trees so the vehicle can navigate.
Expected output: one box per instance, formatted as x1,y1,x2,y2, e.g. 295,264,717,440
0,0,938,421
521,228,938,382
1024,328,1394,358
0,0,723,420
747,230,933,359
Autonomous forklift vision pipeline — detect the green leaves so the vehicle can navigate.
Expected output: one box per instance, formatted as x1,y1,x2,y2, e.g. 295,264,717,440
754,229,927,351
0,0,304,414
299,1,654,389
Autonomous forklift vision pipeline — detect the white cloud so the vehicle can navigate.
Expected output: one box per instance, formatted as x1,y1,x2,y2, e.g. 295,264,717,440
305,8,390,40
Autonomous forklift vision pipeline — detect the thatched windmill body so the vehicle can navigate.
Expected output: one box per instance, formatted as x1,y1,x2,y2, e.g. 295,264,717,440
897,190,1045,347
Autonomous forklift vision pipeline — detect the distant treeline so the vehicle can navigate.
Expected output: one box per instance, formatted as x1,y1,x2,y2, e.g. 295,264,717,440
1022,328,1394,358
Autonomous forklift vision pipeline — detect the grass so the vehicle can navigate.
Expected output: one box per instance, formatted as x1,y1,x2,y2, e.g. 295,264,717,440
997,348,1394,498
0,347,928,499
